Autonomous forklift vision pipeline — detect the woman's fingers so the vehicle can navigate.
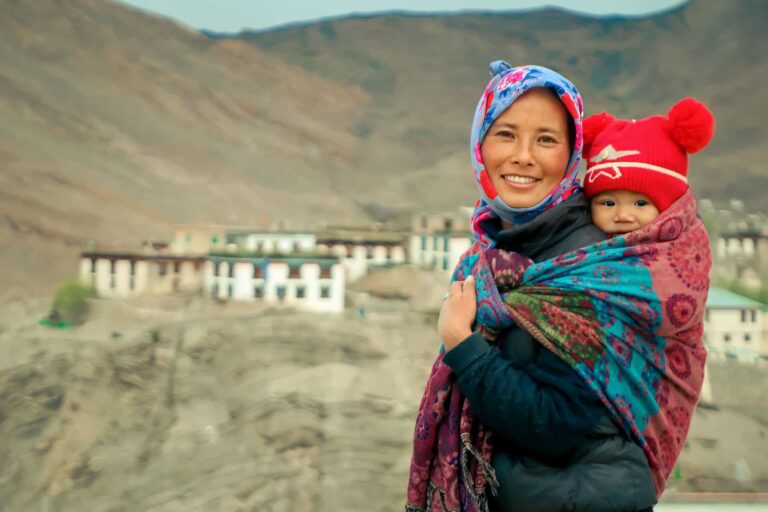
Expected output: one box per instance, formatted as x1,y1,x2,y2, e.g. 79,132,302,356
463,275,476,298
448,280,463,298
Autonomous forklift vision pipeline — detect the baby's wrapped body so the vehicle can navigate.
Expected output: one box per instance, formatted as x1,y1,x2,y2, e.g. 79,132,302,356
444,193,658,512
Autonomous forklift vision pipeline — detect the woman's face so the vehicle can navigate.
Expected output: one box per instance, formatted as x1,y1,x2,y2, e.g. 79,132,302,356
481,88,571,209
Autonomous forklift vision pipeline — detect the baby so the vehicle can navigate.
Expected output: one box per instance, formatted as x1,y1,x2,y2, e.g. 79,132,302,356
581,98,715,235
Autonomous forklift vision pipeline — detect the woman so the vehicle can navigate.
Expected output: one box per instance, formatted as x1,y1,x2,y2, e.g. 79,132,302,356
406,62,670,511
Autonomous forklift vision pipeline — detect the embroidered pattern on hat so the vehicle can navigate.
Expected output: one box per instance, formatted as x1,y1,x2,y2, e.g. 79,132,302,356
587,166,623,183
590,144,641,164
586,162,690,184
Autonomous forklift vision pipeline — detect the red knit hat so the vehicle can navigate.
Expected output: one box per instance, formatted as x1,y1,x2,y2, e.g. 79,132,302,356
583,98,715,212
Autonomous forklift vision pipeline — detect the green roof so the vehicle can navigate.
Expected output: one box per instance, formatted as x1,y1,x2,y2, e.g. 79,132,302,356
706,287,763,309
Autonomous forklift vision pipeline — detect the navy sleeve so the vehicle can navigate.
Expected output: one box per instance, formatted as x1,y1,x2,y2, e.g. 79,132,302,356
443,332,606,460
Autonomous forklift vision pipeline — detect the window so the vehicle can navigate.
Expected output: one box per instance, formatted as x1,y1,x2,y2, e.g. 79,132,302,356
432,236,438,251
227,284,233,298
443,255,449,271
253,263,264,278
293,242,301,252
745,333,752,342
296,286,306,299
289,266,301,278
159,262,167,277
277,286,287,301
228,263,235,278
724,334,731,342
421,216,428,229
420,235,427,251
173,261,181,274
320,286,331,299
444,219,453,231
751,310,757,323
320,266,332,279
741,310,747,323
129,261,135,290
443,236,450,252
253,286,263,298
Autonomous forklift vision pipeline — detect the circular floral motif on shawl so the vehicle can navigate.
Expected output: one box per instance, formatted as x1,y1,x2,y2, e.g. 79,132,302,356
593,265,621,285
609,335,633,367
552,249,589,267
659,217,684,242
668,231,710,291
665,406,692,435
666,344,692,379
666,293,698,328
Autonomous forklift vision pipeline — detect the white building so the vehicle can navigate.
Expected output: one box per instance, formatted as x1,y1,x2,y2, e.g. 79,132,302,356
170,226,227,255
207,253,345,313
225,230,316,254
409,210,472,273
704,287,764,362
80,252,207,298
316,230,407,281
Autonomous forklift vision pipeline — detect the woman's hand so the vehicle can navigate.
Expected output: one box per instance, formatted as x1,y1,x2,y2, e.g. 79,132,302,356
437,276,477,351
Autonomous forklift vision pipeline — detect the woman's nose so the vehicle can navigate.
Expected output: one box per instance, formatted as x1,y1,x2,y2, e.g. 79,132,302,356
510,141,535,166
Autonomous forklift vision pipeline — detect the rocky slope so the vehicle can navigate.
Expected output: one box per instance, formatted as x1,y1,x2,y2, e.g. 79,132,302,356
0,283,766,510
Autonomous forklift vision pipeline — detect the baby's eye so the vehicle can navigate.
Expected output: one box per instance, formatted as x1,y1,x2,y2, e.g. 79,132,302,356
599,200,616,207
635,200,649,207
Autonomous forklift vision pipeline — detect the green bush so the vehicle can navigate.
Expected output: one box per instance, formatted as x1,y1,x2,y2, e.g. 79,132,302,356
52,278,92,325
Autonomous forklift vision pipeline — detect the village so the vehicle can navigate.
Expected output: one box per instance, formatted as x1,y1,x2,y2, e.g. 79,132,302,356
77,203,768,366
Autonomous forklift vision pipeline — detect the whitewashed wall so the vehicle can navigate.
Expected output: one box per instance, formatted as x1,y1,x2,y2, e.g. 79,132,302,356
211,258,344,312
704,308,762,361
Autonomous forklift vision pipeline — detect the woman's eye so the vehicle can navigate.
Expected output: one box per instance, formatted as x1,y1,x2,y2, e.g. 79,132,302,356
497,130,514,138
539,135,557,143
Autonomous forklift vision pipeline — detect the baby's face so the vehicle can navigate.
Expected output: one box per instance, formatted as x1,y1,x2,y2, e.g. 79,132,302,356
590,190,660,236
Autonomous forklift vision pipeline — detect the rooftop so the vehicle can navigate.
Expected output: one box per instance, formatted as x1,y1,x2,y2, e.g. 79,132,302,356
706,287,763,309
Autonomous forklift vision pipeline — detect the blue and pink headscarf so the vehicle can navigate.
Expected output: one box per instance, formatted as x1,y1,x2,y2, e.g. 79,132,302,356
470,61,585,249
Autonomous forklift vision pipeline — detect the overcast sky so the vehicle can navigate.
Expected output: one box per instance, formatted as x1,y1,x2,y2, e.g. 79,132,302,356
114,0,687,33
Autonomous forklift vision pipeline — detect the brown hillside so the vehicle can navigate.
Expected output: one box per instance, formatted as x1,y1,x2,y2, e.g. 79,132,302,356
2,0,767,294
243,0,768,212
0,0,369,293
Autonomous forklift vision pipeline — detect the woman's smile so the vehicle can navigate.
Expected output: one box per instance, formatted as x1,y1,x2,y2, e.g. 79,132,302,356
501,174,541,187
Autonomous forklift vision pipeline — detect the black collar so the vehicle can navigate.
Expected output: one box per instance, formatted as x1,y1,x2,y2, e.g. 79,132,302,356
482,193,599,260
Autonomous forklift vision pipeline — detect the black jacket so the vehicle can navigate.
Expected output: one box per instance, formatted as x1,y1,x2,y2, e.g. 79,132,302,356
443,194,657,512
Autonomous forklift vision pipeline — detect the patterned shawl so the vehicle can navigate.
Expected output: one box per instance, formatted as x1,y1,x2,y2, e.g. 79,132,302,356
406,190,710,511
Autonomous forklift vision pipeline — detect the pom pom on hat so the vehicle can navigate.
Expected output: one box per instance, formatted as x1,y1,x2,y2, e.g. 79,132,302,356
667,97,715,153
583,112,616,155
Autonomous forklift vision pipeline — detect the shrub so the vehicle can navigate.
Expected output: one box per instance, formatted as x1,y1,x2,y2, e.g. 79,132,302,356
52,278,92,325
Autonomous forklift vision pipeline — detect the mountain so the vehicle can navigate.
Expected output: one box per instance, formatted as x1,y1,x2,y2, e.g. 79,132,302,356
2,0,767,294
0,0,371,293
240,0,768,212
